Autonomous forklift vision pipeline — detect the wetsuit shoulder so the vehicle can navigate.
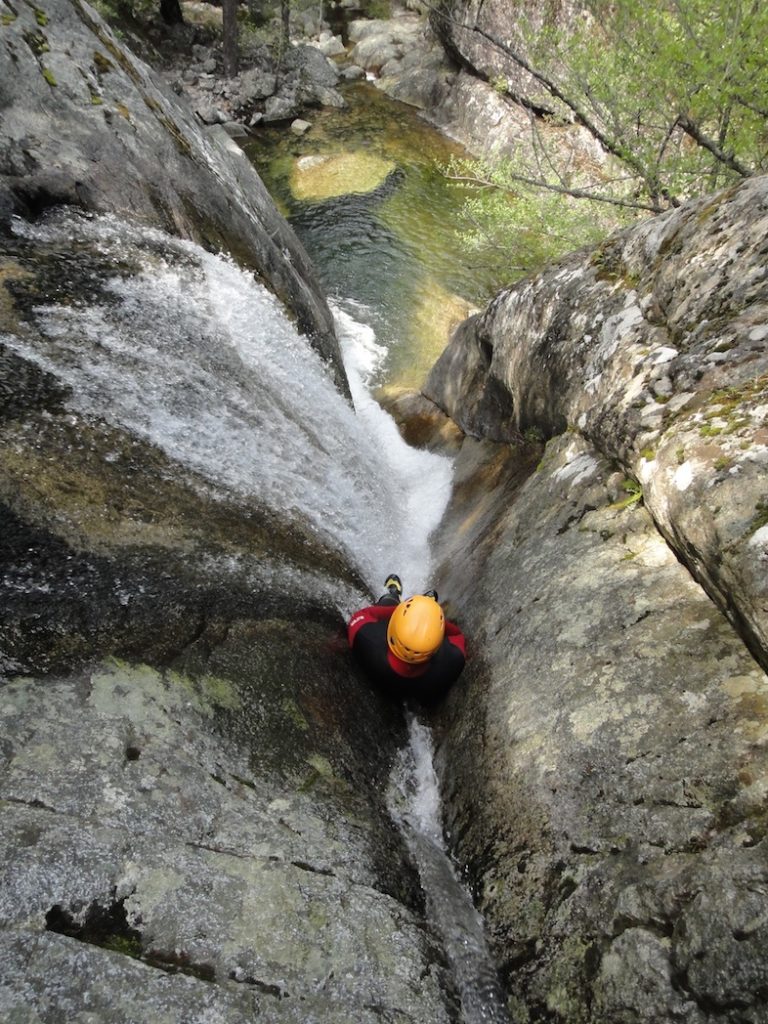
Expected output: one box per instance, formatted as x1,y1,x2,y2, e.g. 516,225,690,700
348,604,395,647
410,637,466,704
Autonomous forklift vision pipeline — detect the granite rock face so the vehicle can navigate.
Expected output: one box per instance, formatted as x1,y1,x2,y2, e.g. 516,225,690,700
358,3,600,170
0,4,462,1020
423,177,768,1022
0,653,454,1023
424,0,552,159
428,0,581,115
427,176,768,671
0,0,347,391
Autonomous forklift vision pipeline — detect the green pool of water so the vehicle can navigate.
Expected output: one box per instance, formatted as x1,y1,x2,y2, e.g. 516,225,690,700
243,83,501,389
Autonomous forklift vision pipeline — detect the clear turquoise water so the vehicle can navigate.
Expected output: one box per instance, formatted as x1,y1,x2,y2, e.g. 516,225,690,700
243,82,501,388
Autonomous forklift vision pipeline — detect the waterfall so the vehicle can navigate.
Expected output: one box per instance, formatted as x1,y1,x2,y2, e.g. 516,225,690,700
5,211,453,602
388,714,511,1024
6,211,510,1019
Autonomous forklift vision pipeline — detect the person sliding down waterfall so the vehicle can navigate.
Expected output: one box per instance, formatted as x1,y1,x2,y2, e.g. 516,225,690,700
347,575,466,704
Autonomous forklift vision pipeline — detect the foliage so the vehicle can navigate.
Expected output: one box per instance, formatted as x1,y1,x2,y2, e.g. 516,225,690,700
448,151,635,280
610,478,643,511
534,0,768,202
444,0,768,285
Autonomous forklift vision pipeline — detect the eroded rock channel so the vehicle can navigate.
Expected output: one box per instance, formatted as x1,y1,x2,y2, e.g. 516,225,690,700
2,1,768,1022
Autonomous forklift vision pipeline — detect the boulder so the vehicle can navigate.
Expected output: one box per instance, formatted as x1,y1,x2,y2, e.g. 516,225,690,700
351,36,402,73
377,66,455,112
348,13,424,73
235,67,278,106
222,120,249,137
341,64,367,81
195,99,227,125
310,33,347,58
424,175,768,1022
375,386,465,455
263,94,300,122
282,43,341,89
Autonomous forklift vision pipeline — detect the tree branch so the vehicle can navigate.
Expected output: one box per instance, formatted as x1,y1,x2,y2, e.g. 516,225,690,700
676,114,752,177
426,1,678,209
445,170,661,213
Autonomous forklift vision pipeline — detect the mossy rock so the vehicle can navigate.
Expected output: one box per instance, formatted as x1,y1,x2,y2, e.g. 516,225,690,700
290,152,396,202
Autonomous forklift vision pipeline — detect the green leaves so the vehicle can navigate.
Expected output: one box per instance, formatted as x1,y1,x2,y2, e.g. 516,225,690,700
447,0,767,287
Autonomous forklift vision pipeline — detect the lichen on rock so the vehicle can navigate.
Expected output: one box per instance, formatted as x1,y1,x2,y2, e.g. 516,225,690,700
421,175,768,1023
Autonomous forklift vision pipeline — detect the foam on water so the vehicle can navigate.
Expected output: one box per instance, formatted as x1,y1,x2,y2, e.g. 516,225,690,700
6,211,453,598
388,714,511,1024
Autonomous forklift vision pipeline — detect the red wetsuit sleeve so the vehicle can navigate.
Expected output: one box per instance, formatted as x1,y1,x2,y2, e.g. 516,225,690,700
445,620,466,658
347,604,396,647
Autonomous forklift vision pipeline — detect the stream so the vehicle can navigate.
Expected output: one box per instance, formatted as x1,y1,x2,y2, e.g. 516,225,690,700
2,76,510,1024
247,80,511,1023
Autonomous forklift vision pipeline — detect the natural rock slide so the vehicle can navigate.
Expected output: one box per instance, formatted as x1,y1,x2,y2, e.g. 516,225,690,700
421,177,768,1022
2,1,768,1022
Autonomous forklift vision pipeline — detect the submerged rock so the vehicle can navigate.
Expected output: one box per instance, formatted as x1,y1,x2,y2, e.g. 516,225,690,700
290,152,397,201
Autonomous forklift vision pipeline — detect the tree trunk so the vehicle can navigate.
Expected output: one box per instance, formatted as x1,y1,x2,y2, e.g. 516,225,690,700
281,0,290,50
222,0,240,78
159,0,184,25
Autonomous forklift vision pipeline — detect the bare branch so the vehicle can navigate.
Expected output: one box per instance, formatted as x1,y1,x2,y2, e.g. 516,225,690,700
676,114,752,177
655,117,681,172
445,170,662,213
734,95,768,119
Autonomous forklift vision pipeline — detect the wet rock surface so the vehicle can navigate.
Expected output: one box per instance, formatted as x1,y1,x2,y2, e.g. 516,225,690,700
0,0,346,391
0,656,453,1022
0,224,456,1018
0,5,463,1020
423,178,768,1022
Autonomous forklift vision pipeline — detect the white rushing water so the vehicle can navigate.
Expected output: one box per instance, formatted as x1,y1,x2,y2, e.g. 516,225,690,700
6,211,453,601
7,209,512,1021
388,714,511,1024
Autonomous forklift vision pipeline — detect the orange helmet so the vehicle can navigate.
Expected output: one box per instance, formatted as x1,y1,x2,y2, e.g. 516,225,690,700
387,595,445,664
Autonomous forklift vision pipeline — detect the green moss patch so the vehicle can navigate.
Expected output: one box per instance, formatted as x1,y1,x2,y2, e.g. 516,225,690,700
609,479,643,511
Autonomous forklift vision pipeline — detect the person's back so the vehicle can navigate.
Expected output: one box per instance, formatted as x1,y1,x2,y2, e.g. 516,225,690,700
347,576,466,704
